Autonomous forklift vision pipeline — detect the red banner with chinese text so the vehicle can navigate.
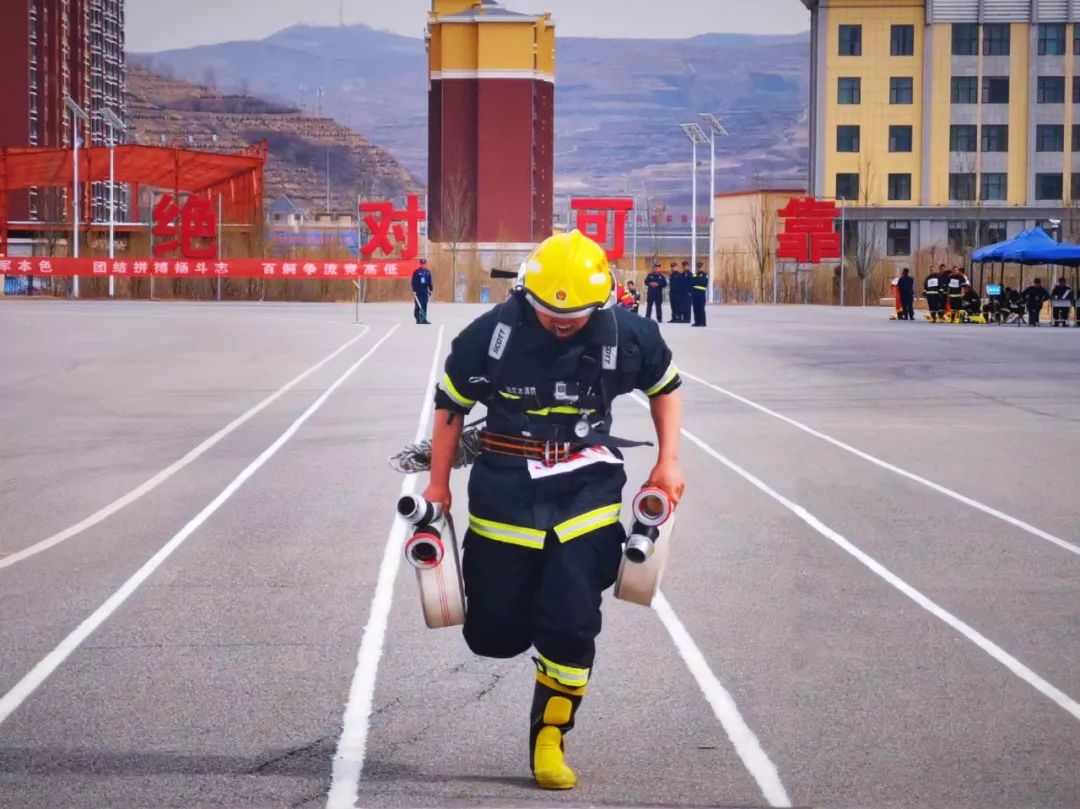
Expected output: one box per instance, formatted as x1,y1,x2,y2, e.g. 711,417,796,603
0,257,414,279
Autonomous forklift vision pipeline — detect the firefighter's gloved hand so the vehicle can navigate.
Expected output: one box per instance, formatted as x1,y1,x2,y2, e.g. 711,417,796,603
646,459,686,508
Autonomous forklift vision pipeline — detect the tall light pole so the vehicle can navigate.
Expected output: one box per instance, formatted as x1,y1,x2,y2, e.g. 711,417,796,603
100,108,126,297
64,95,89,299
699,113,728,303
680,123,709,276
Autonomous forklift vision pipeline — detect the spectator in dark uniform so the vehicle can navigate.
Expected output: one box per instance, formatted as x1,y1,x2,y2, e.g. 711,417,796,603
1021,278,1051,326
1051,277,1075,326
644,262,667,322
897,267,915,321
411,257,433,324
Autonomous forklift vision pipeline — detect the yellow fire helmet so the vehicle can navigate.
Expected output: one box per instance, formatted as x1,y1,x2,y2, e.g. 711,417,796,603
518,229,616,318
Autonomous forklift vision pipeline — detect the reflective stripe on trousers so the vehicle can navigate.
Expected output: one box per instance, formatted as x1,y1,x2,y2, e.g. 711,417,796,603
468,502,622,549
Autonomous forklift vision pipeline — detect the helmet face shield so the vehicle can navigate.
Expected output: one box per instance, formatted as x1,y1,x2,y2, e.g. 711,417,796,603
523,291,599,320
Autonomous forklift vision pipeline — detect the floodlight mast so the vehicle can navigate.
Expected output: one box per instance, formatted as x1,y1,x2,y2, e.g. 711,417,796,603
64,95,89,299
100,108,127,291
680,123,709,277
698,113,728,303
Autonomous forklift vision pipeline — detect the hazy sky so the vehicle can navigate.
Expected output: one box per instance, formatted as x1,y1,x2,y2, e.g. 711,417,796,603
127,0,809,52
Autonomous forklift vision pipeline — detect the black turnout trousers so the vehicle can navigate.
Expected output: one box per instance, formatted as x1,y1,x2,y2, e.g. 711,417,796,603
462,523,623,672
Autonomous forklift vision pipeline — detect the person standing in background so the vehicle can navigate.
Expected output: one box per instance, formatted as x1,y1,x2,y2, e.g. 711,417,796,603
1022,278,1051,326
691,262,709,327
411,257,434,324
897,267,915,321
644,262,667,322
1050,277,1075,326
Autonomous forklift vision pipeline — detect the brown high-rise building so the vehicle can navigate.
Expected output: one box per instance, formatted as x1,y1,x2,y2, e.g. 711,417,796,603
427,0,555,250
0,0,126,222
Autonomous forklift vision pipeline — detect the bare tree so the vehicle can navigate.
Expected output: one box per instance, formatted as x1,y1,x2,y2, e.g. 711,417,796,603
849,156,882,306
201,66,217,91
745,191,773,302
440,164,475,294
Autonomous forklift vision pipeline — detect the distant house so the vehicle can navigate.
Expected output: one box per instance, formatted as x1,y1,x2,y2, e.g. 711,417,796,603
266,196,361,256
266,195,309,228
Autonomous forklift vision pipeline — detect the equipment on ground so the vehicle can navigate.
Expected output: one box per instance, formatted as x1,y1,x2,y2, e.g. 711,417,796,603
397,494,466,628
615,486,676,606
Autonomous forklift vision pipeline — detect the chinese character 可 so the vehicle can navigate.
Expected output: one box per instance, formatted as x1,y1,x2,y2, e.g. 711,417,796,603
571,198,634,261
360,194,426,261
776,197,842,263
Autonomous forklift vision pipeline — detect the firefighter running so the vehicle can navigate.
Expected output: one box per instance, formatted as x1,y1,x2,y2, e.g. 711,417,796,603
422,230,685,790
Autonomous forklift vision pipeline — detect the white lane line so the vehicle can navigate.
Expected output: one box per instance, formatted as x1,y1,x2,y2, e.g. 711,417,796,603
0,326,399,727
326,326,444,809
0,326,371,572
681,370,1080,558
633,393,1080,724
653,592,792,807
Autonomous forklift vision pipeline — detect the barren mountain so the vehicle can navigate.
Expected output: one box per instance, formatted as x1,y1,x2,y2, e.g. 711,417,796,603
132,24,809,208
126,64,421,210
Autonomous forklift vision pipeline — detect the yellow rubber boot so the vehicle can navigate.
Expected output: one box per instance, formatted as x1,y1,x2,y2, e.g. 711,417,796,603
533,724,576,789
529,672,585,790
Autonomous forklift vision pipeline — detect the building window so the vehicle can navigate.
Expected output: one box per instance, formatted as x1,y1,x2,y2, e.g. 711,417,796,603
948,221,977,253
888,173,912,201
983,23,1010,56
890,77,913,104
952,23,978,55
839,25,862,56
980,220,1007,245
1035,173,1063,200
981,173,1007,201
1037,76,1065,103
836,173,860,201
1075,25,1080,55
981,125,1008,152
949,173,976,201
838,77,861,104
837,125,860,152
950,124,977,152
891,24,914,56
1072,174,1080,200
982,76,1009,103
889,125,913,152
1073,126,1080,153
838,219,858,254
1038,23,1066,55
887,221,911,256
1036,124,1064,152
951,76,977,103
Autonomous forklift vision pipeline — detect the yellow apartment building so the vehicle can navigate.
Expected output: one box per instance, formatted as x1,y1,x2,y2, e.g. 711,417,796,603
801,0,1078,261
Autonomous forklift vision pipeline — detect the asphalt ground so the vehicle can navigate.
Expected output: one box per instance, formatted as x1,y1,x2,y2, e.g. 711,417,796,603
0,298,1078,809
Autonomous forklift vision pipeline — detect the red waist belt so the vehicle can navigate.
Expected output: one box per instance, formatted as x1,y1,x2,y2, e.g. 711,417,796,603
479,430,587,466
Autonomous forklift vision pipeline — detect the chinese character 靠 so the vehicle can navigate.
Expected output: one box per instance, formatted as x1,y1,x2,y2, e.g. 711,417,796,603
360,194,426,261
570,198,634,261
776,197,841,263
153,194,218,259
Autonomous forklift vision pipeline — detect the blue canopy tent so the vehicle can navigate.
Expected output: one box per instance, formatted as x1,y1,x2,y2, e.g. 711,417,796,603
970,226,1080,295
